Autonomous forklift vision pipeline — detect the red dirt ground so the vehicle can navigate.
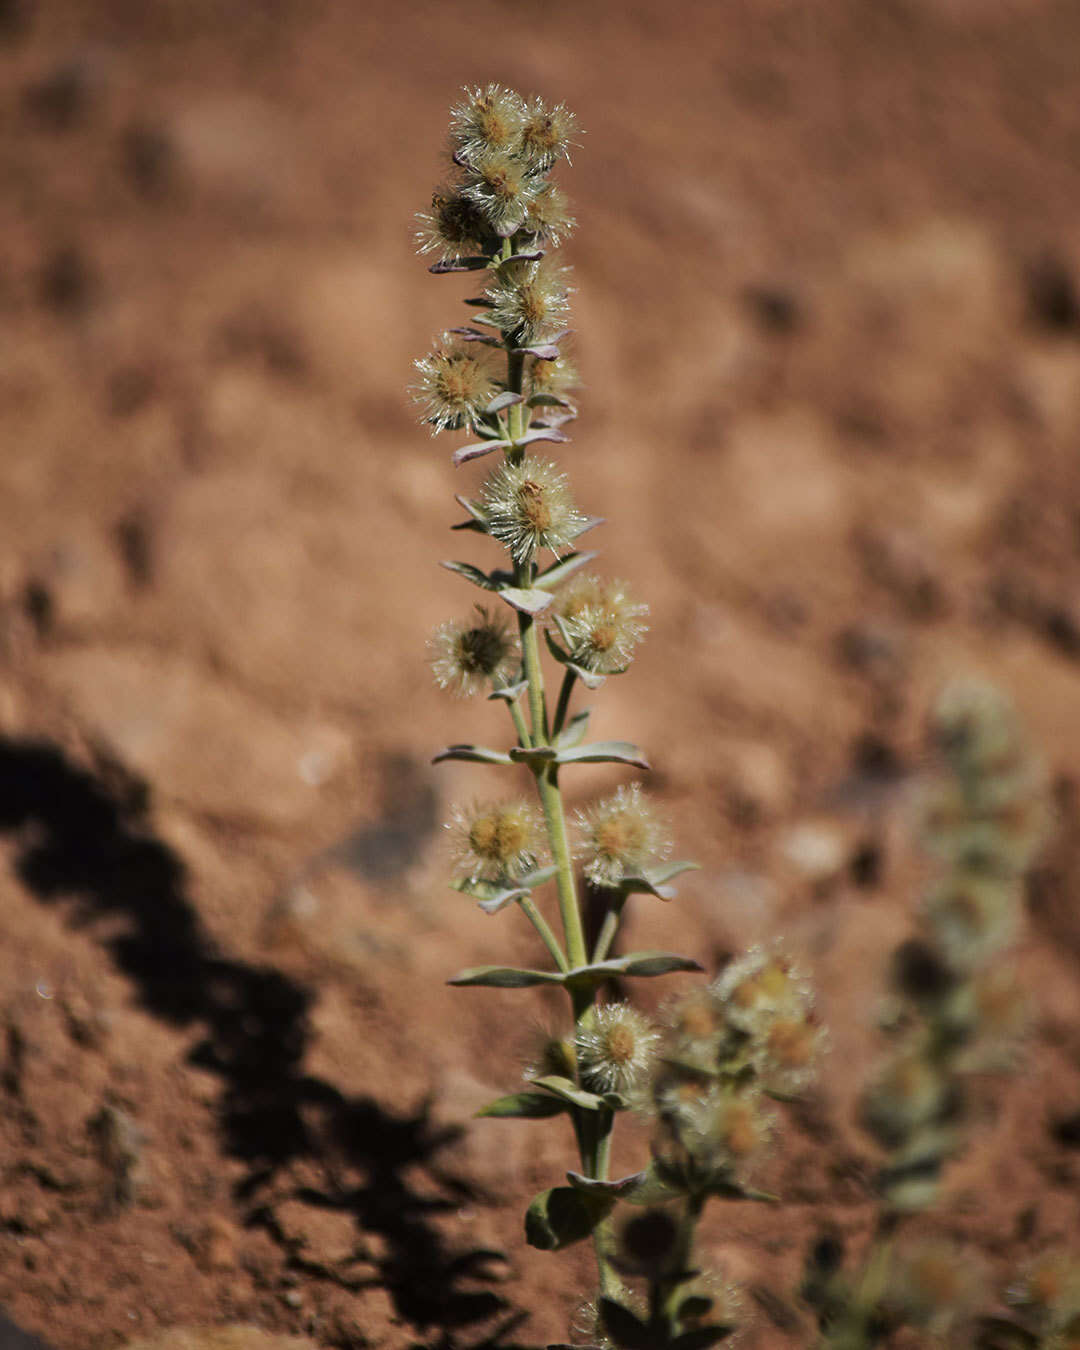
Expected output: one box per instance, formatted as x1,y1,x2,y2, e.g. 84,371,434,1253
3,2,1080,1347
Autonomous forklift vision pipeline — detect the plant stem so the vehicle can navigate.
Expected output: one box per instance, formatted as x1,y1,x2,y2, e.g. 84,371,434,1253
518,895,568,972
552,667,577,739
592,894,627,963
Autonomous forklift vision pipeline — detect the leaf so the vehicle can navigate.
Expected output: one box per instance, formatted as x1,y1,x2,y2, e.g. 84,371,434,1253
450,865,555,901
530,1075,608,1112
568,515,605,541
500,249,545,265
452,439,511,467
428,255,490,273
670,1328,737,1350
534,550,598,591
448,965,565,988
441,559,498,591
512,426,568,447
450,495,490,534
597,1297,652,1350
525,1186,614,1252
565,1170,649,1199
497,586,555,615
487,679,528,703
527,393,576,410
485,391,523,414
477,1092,568,1120
556,710,591,749
616,860,701,902
676,1296,714,1322
449,877,527,913
561,952,703,990
516,341,562,360
432,744,512,766
556,741,651,770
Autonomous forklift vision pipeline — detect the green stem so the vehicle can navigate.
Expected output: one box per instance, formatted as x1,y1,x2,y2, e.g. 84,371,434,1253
536,765,587,969
517,895,568,973
592,893,627,963
501,686,531,748
552,667,577,739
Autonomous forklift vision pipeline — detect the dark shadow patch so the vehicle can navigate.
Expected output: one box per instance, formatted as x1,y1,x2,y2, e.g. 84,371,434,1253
0,737,524,1346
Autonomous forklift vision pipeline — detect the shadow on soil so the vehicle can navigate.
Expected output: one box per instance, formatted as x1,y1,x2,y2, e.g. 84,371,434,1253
0,736,533,1349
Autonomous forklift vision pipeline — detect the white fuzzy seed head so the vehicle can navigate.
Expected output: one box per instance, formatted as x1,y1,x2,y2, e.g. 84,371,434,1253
575,783,670,888
481,455,585,564
428,607,518,696
576,1002,660,1096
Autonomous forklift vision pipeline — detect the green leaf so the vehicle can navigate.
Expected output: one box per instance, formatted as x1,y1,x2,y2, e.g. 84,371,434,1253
598,1297,653,1350
497,586,554,615
441,559,498,591
530,1074,608,1112
488,678,527,703
561,951,703,989
556,741,651,769
534,550,598,591
556,709,591,749
525,1186,614,1252
450,878,527,913
448,966,565,988
432,744,513,765
670,1328,737,1350
615,860,701,901
527,393,576,411
477,1092,568,1120
450,864,557,904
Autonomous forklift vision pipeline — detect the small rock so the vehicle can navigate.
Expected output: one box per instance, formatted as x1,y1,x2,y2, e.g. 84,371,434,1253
779,821,849,885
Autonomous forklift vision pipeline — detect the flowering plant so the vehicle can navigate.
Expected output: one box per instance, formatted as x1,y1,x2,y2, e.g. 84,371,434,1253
411,86,815,1349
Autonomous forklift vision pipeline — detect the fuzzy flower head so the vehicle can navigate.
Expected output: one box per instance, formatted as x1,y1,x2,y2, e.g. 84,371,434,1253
860,1051,947,1150
448,799,544,884
413,339,497,434
575,784,671,888
428,606,518,697
448,84,526,164
576,1002,660,1096
519,95,579,170
714,947,812,1035
523,182,576,247
756,1012,825,1097
653,1076,774,1188
462,148,538,236
481,455,585,564
922,870,1020,972
414,187,491,262
486,258,571,344
931,677,1022,779
527,351,578,405
555,573,649,674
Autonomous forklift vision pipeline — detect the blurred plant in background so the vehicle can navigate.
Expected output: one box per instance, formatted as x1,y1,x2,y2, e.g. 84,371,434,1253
803,679,1052,1349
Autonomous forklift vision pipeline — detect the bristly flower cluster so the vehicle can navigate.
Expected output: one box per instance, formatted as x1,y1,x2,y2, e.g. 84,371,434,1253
856,680,1048,1215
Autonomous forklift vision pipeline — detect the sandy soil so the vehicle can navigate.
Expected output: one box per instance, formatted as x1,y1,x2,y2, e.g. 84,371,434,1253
2,1,1080,1346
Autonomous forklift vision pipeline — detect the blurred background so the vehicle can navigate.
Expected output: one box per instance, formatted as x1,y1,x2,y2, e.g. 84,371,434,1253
2,1,1080,1347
